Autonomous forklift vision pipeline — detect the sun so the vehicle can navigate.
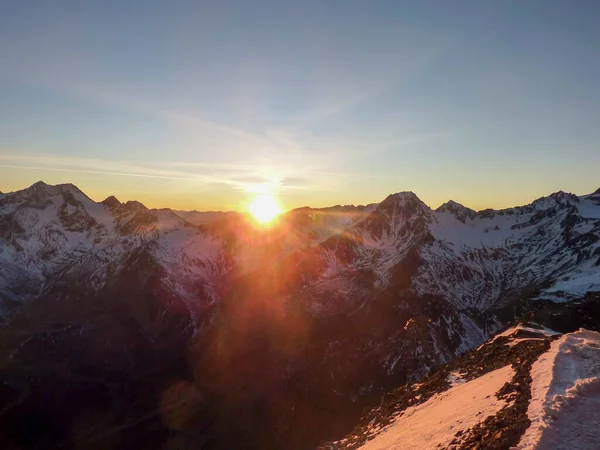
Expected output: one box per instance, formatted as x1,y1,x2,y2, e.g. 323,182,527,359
248,194,282,224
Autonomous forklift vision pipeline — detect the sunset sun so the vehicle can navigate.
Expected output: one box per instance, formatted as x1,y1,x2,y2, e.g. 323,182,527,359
248,194,282,224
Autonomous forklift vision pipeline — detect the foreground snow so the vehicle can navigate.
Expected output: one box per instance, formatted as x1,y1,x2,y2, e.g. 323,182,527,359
518,329,600,449
355,328,600,450
357,365,514,450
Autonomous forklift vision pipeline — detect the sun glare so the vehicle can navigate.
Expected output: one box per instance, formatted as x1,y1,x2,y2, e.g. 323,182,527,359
248,194,282,224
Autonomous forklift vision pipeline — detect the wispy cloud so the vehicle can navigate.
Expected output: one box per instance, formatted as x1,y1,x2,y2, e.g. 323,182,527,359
0,153,253,189
0,151,412,197
0,153,336,194
0,25,459,204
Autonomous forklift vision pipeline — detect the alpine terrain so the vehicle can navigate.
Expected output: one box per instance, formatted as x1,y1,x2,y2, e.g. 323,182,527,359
0,181,599,449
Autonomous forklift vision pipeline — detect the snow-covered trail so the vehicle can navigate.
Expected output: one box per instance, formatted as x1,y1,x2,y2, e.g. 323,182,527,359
518,329,600,449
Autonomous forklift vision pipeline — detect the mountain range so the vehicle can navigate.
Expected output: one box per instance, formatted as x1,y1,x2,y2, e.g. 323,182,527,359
0,181,599,449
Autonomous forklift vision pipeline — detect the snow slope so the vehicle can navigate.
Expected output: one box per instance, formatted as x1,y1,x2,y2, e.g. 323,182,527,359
357,365,514,450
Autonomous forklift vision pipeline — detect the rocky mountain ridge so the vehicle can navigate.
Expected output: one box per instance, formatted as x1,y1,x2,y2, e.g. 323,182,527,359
0,181,599,449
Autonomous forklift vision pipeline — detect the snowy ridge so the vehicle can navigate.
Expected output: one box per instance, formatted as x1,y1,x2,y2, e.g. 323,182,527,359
293,187,600,380
518,329,600,449
0,182,382,324
418,190,600,309
327,324,600,450
2,182,599,393
302,188,600,315
0,182,231,320
3,182,598,317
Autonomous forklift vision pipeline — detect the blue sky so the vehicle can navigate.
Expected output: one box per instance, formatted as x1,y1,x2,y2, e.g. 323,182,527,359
1,1,599,211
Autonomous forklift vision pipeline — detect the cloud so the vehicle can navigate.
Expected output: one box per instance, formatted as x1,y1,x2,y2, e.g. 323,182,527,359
0,153,336,195
228,175,277,184
0,28,459,203
0,153,253,189
280,176,310,187
0,150,416,201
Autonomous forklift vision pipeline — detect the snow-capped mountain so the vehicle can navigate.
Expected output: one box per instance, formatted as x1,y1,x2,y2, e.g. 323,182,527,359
307,188,600,312
0,182,379,324
0,181,599,449
0,181,233,324
3,182,598,321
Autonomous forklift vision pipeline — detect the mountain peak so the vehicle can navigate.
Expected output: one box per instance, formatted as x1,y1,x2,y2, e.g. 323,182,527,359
12,181,89,204
102,195,121,209
26,181,85,197
549,190,579,202
124,200,148,211
438,199,465,209
531,191,579,210
436,200,476,223
365,191,431,227
29,180,49,190
380,191,421,206
378,191,429,212
56,183,86,197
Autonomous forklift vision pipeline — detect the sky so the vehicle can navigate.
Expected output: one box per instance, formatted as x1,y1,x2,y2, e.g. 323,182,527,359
1,1,599,212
